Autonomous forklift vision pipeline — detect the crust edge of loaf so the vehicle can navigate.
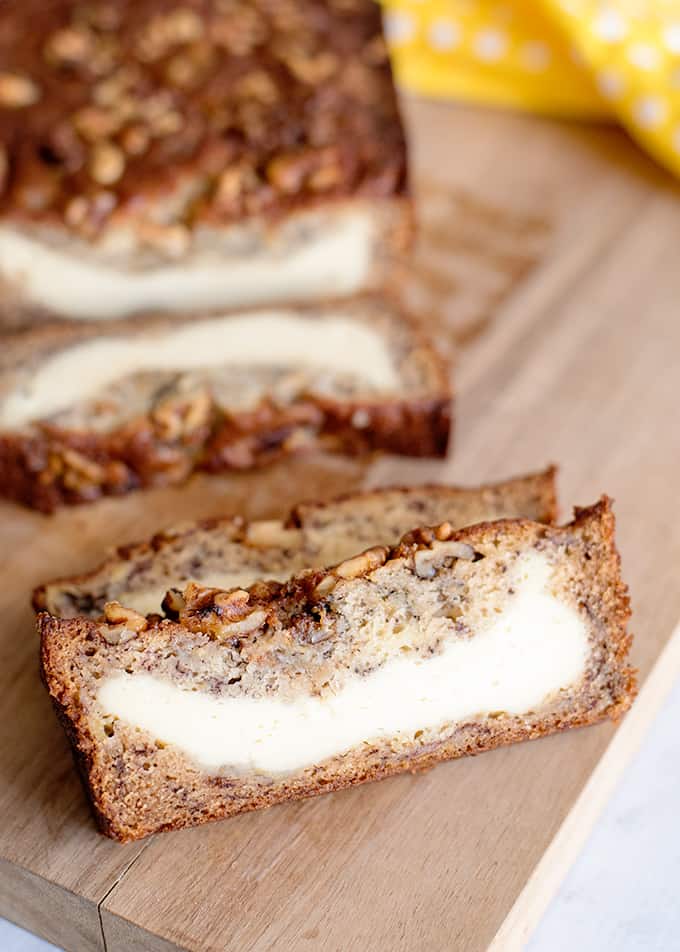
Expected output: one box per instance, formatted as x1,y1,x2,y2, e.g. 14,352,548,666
0,391,452,512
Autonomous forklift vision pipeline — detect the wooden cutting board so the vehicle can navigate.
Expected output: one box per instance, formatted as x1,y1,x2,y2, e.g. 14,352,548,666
2,96,680,952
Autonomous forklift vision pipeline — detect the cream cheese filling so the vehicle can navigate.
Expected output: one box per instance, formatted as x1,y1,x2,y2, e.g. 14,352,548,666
0,210,374,320
1,312,399,429
97,554,590,775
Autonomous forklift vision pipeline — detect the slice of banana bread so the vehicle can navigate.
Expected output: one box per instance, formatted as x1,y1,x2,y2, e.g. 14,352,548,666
0,297,450,511
0,0,409,327
34,468,557,618
40,497,635,842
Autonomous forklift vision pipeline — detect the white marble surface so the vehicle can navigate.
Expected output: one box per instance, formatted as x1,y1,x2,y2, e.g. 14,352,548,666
527,669,680,952
3,673,680,952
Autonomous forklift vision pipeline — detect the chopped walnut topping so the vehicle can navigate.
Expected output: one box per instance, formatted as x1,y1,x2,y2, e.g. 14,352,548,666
341,60,381,104
166,55,195,88
73,106,122,143
93,74,126,108
162,588,186,617
169,40,216,88
64,196,89,228
314,575,337,598
152,387,212,439
0,72,40,109
210,7,266,56
98,623,140,646
138,8,205,63
0,1,405,233
213,588,251,620
285,51,339,85
414,541,477,579
121,124,151,156
166,8,205,43
219,609,268,636
309,163,343,191
89,142,125,185
60,448,106,484
335,546,388,580
267,147,341,195
183,388,212,430
80,4,122,32
235,70,279,105
215,163,259,206
282,428,316,452
103,601,149,632
150,109,183,137
45,26,93,66
90,36,120,76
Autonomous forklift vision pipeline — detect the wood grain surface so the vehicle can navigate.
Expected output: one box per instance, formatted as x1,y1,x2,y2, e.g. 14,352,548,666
1,96,680,951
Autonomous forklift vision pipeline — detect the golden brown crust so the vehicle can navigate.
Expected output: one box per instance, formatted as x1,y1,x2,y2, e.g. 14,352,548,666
0,394,451,512
0,1,407,239
0,298,451,511
39,499,636,842
290,464,559,530
32,466,558,615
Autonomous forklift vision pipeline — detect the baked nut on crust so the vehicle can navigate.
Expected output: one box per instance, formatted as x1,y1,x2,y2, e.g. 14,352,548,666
0,297,451,511
32,468,559,619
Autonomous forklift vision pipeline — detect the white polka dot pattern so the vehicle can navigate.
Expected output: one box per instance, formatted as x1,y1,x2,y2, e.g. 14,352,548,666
383,0,680,178
473,29,508,62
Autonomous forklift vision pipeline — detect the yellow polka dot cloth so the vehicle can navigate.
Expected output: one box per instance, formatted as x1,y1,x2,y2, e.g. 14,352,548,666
382,0,680,177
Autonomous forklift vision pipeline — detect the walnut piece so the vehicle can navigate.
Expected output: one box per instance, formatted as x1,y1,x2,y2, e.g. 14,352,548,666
213,588,252,620
335,546,388,580
103,600,149,632
45,26,93,66
60,449,106,485
0,72,40,108
90,142,125,185
414,541,477,579
314,575,337,598
244,520,300,548
219,609,268,636
73,106,122,143
98,623,141,645
152,388,212,440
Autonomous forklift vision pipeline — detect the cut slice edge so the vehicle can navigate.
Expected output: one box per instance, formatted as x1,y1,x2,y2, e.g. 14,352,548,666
33,466,558,619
